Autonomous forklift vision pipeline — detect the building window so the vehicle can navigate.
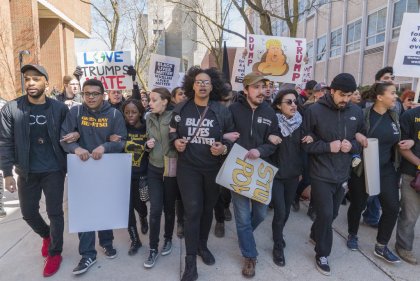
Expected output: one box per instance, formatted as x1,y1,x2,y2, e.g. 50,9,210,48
307,41,314,63
346,19,362,52
316,35,327,61
153,30,163,35
367,8,387,47
392,0,419,38
298,0,305,21
330,28,342,57
318,0,328,6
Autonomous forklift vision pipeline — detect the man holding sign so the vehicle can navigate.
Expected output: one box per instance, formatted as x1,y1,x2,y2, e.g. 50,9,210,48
228,72,279,278
60,79,127,275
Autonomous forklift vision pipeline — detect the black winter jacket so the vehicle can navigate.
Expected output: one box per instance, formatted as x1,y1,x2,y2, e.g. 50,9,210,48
271,125,303,180
229,95,279,161
303,94,364,184
0,96,68,177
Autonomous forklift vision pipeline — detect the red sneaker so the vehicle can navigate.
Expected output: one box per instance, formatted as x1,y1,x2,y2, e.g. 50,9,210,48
43,255,62,277
41,237,51,257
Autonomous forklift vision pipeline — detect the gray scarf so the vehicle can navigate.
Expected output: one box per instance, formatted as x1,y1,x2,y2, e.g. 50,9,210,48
277,111,302,137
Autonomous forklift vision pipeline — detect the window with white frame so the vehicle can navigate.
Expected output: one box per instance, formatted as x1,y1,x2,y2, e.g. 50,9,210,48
346,19,362,52
307,41,314,63
330,28,342,57
366,8,387,47
392,0,420,38
298,0,305,21
316,35,327,61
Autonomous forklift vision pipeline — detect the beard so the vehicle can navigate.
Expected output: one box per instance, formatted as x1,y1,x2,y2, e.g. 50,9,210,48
26,89,45,99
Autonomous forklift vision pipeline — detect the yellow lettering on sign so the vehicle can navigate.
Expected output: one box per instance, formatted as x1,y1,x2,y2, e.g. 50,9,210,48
230,158,254,194
415,117,420,123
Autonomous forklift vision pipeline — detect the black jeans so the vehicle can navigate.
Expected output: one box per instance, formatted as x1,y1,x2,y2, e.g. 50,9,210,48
347,164,400,244
148,164,177,250
17,171,65,256
214,186,231,223
128,177,148,228
175,186,184,225
272,177,299,247
295,151,310,200
177,163,220,255
310,179,345,257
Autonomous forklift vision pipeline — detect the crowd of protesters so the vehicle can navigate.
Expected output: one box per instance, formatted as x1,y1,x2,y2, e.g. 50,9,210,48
1,62,420,281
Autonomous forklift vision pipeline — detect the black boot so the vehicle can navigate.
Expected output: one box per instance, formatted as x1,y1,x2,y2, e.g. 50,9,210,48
128,226,142,255
140,216,148,235
273,243,285,266
198,240,215,265
181,255,198,281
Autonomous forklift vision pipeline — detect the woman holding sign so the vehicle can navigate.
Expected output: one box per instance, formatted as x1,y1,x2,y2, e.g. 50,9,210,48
170,66,234,281
346,82,408,263
270,89,313,267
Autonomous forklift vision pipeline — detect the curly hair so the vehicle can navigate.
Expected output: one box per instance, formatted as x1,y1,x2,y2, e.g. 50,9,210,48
182,66,229,101
364,82,395,101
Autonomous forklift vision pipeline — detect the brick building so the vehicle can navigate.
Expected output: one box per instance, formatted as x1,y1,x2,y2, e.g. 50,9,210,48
0,0,91,100
248,0,420,89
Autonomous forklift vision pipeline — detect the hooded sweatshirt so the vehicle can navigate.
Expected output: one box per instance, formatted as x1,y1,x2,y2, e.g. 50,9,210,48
303,94,364,184
60,102,127,153
229,95,279,161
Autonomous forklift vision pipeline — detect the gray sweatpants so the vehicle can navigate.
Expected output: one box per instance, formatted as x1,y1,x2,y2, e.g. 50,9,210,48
396,174,420,251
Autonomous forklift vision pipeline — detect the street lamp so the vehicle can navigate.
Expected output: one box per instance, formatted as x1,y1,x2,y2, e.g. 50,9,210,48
18,50,30,95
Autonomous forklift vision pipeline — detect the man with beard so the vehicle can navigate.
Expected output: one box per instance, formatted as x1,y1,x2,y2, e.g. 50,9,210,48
303,73,364,276
0,64,68,277
229,72,279,278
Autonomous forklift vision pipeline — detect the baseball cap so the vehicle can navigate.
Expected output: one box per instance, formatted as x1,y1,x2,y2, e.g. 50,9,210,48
243,72,269,87
313,82,328,91
304,80,317,90
21,64,49,81
330,73,356,93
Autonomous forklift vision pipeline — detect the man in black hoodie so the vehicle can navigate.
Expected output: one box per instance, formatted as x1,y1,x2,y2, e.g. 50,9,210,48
303,73,364,276
229,72,279,278
60,79,127,275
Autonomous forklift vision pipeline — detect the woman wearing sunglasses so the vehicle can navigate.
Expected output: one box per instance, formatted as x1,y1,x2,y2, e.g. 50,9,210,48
400,89,415,111
269,89,313,266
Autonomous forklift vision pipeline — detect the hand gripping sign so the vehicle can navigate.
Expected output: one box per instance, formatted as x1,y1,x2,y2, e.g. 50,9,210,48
216,143,278,205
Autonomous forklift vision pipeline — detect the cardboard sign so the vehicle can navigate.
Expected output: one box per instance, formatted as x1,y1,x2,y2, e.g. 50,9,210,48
216,144,278,205
296,64,313,90
67,154,132,233
76,50,133,90
231,47,246,91
148,54,180,91
393,13,420,77
246,34,307,84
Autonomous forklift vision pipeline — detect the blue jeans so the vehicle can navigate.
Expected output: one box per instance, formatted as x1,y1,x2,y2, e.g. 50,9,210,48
362,195,381,225
231,191,268,258
78,230,114,259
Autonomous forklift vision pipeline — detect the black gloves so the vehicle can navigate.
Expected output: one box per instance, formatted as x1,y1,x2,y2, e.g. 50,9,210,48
73,66,83,81
127,65,137,81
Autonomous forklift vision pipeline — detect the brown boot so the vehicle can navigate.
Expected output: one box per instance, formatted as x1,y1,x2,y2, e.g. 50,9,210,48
242,257,256,278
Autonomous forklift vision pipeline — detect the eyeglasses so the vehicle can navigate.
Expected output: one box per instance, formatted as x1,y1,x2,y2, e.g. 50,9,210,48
195,80,211,86
83,92,102,98
281,99,297,105
407,98,414,102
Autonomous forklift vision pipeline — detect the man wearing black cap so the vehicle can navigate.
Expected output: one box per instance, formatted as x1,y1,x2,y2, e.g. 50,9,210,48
0,64,68,277
303,73,364,276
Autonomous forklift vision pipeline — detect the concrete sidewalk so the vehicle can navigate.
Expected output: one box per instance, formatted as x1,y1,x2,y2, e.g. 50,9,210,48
1,188,419,281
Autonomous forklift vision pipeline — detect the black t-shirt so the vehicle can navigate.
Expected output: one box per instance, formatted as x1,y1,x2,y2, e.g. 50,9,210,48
400,108,420,176
369,109,400,167
125,124,148,177
171,101,222,170
29,100,59,173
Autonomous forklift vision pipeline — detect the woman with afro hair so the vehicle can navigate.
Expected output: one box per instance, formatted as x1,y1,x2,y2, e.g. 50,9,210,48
169,66,235,281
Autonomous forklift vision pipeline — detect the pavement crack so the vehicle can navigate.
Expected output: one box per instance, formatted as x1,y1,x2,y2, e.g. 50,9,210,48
0,229,31,259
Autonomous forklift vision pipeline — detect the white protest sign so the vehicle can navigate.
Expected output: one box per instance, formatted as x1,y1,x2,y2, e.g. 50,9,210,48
393,13,420,77
67,154,132,233
77,50,133,90
231,47,246,91
296,64,313,90
216,143,278,205
363,138,381,196
148,54,180,90
246,34,307,84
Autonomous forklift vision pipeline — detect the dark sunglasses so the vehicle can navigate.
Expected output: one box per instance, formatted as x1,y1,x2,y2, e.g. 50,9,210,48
407,98,414,102
281,99,297,105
